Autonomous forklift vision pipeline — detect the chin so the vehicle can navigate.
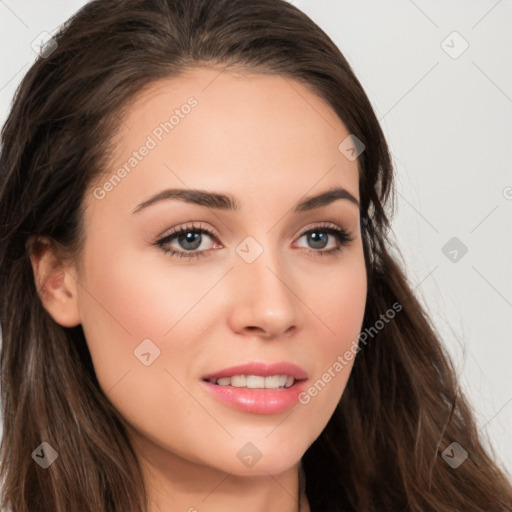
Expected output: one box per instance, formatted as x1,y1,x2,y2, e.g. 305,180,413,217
214,442,306,477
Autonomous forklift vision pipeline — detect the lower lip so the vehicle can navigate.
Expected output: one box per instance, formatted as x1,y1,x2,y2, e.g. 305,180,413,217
200,379,308,414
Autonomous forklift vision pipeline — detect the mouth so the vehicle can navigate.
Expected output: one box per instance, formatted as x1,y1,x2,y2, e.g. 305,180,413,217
200,367,309,414
201,361,308,390
202,369,307,414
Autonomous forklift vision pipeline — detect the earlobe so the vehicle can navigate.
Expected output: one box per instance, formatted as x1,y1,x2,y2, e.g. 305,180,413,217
28,237,81,328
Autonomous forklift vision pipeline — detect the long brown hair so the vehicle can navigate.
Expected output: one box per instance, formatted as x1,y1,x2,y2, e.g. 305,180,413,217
1,0,511,510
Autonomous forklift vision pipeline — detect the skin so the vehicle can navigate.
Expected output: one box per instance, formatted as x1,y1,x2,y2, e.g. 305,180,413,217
30,66,367,512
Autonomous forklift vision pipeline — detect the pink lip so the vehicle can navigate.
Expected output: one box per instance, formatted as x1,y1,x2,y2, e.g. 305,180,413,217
200,361,309,415
200,379,308,414
201,361,308,381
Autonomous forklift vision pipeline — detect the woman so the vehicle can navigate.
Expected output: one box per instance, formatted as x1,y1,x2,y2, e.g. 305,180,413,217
0,0,511,511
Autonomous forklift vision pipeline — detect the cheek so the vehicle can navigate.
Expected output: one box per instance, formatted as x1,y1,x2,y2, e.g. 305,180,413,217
75,236,221,388
322,268,367,339
316,246,368,349
293,249,367,434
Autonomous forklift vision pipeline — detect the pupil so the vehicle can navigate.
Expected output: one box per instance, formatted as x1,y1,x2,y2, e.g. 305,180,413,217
179,232,201,250
309,232,327,249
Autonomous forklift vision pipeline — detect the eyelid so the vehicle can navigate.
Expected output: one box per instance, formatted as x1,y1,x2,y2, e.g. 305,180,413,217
297,221,351,238
157,221,221,241
157,220,352,243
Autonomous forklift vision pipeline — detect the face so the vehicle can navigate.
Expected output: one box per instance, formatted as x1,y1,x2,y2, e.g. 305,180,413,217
73,67,367,478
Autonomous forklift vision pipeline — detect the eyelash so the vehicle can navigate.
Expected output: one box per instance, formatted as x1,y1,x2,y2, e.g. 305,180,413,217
154,221,354,261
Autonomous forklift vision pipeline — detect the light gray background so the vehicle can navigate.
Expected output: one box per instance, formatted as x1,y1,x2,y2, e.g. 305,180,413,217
1,0,511,478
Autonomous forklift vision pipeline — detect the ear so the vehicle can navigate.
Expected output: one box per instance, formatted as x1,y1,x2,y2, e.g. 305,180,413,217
28,237,81,327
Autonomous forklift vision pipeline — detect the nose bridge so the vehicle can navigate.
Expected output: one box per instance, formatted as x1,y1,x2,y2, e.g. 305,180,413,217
229,233,300,335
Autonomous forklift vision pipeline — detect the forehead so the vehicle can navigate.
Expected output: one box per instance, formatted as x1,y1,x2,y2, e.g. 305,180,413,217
90,66,360,216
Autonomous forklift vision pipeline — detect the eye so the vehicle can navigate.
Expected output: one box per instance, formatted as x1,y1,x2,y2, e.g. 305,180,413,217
154,222,219,260
154,222,354,261
294,223,354,257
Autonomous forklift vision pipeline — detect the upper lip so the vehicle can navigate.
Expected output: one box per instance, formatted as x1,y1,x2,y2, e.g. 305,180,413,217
202,361,308,381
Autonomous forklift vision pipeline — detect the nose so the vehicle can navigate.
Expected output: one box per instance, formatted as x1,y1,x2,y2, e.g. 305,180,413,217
227,244,303,339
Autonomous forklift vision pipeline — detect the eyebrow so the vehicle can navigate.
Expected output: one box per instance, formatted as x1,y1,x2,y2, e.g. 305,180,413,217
132,186,359,214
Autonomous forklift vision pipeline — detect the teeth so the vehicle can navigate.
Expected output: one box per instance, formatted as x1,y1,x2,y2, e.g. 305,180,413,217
266,375,281,388
231,375,246,387
246,375,265,388
209,374,296,389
